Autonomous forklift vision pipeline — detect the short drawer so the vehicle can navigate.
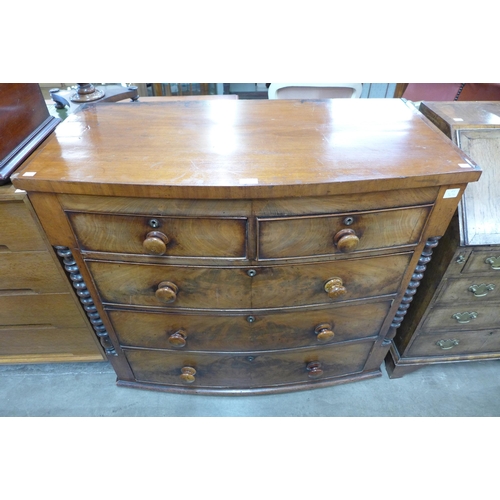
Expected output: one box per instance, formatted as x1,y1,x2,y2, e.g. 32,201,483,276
0,200,47,252
88,253,411,310
0,251,68,294
67,212,248,258
436,277,500,304
421,304,500,332
462,250,500,274
107,300,391,351
257,205,431,259
124,340,375,389
406,329,500,358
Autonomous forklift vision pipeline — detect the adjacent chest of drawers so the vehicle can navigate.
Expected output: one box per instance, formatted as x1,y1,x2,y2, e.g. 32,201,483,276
12,98,480,394
0,183,104,363
386,101,500,377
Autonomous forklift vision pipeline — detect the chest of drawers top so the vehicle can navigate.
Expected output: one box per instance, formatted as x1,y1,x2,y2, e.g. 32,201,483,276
12,99,480,199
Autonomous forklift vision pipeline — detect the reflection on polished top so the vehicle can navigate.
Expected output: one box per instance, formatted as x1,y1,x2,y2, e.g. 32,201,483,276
12,98,481,199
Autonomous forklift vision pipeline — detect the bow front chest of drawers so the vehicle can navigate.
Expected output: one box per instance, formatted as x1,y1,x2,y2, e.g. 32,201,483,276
12,98,480,394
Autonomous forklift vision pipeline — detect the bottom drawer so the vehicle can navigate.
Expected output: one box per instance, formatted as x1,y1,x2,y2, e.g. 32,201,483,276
124,341,375,389
406,329,500,358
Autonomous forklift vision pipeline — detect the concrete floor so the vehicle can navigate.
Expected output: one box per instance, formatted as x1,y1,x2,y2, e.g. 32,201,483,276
1,358,499,416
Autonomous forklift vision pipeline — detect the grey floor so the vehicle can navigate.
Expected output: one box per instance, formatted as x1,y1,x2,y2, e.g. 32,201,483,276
1,358,499,416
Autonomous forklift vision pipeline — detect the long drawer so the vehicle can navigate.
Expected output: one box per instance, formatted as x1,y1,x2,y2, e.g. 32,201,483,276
421,303,500,332
258,205,431,259
124,340,375,389
107,299,391,352
435,277,500,304
88,252,412,310
406,329,500,358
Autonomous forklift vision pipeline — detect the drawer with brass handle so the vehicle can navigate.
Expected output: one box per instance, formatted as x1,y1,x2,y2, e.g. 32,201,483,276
107,299,391,351
421,304,500,332
406,329,500,358
460,250,500,274
435,278,500,303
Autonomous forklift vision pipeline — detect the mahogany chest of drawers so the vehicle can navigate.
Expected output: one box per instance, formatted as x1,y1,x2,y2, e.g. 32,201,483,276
386,101,500,377
12,98,480,394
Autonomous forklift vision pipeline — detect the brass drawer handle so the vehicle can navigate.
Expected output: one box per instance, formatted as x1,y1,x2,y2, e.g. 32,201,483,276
314,323,335,342
168,329,187,348
306,361,323,379
143,230,169,255
485,256,500,270
436,339,459,350
452,311,478,324
333,228,359,253
324,277,347,299
155,281,179,303
468,283,496,297
180,366,196,384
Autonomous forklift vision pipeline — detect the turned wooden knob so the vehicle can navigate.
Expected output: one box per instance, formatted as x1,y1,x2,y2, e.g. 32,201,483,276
168,329,187,348
155,281,178,303
143,231,169,255
324,277,347,299
180,366,196,384
314,323,335,342
333,228,359,253
306,361,323,379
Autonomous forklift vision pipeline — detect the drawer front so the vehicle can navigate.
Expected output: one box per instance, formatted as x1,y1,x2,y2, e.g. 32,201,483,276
68,212,248,258
124,341,375,389
0,252,68,293
251,253,411,308
107,300,391,351
88,253,411,310
421,304,500,332
0,200,47,252
0,326,100,358
462,250,500,274
406,329,500,358
88,260,251,309
258,205,431,259
436,277,500,304
0,294,87,328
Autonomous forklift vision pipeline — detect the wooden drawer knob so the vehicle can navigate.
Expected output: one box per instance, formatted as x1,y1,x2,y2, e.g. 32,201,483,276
143,231,169,255
180,366,196,384
155,281,179,303
324,277,347,299
168,329,187,348
333,228,359,253
306,361,323,379
314,323,335,342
